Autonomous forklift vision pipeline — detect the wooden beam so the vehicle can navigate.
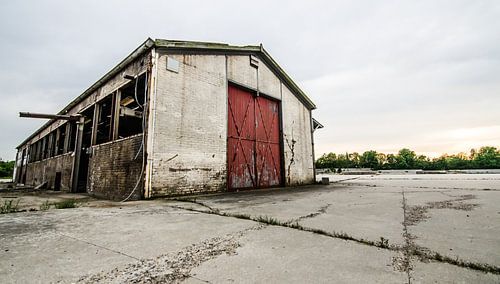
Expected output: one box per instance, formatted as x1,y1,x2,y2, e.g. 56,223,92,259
112,90,121,140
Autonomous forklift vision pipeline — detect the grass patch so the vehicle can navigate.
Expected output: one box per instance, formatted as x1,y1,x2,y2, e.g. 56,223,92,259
0,199,20,214
40,200,51,211
54,199,79,209
254,215,280,225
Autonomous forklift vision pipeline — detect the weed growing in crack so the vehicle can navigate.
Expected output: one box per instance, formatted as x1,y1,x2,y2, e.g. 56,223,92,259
40,200,51,211
1,199,20,214
378,237,390,248
254,215,280,225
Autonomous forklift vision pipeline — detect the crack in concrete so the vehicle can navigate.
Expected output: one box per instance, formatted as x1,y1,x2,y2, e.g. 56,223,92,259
285,203,331,224
77,225,264,283
399,190,413,284
405,194,478,226
342,182,499,192
168,199,500,275
55,232,140,261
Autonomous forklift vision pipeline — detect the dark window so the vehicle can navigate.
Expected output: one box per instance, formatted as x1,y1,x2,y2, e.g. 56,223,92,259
57,124,66,155
67,122,76,153
81,106,95,148
118,73,146,139
95,95,113,144
42,137,48,160
49,131,56,158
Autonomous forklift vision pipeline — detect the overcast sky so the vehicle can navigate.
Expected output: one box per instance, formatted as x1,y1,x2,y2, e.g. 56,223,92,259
1,0,499,160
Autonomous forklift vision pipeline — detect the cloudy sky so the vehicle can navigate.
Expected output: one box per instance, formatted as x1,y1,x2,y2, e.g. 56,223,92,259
1,0,499,160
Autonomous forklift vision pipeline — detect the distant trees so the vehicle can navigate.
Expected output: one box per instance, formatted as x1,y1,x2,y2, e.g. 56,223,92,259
0,160,15,178
316,146,500,170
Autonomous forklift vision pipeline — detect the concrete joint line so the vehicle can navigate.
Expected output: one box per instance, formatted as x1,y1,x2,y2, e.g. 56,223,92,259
401,190,413,284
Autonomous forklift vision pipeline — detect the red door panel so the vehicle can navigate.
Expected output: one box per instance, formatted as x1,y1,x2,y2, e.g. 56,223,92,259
228,85,256,189
255,97,281,187
227,85,282,190
228,138,255,188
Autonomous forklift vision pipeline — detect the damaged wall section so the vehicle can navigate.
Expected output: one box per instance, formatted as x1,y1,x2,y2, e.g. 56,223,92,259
25,153,73,190
88,134,144,200
282,83,315,185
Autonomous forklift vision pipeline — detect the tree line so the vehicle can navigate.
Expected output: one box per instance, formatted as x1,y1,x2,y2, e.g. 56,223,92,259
316,146,500,170
0,160,15,178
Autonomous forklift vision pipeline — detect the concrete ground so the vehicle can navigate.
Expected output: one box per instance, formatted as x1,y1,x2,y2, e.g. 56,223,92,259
0,174,499,283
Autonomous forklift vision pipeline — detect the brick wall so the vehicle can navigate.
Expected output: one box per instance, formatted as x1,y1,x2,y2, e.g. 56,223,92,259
281,84,315,185
149,53,227,197
25,153,73,191
88,135,144,200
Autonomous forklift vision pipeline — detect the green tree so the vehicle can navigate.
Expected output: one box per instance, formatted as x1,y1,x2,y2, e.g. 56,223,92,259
360,150,379,169
396,148,417,169
0,160,15,178
473,146,499,169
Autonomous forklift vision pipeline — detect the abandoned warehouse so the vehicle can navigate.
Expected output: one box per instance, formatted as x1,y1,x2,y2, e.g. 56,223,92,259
14,38,321,200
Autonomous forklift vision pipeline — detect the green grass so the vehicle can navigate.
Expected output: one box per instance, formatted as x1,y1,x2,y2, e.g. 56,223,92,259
39,200,51,211
54,199,79,209
0,199,20,214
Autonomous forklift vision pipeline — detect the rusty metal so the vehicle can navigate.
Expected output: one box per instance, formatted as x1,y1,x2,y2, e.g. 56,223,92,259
19,112,81,121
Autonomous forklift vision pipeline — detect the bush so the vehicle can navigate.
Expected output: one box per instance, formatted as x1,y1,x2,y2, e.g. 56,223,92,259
54,199,78,209
0,160,15,178
0,199,20,214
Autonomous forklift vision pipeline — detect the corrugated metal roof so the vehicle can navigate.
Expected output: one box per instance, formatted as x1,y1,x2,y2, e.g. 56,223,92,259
17,38,316,148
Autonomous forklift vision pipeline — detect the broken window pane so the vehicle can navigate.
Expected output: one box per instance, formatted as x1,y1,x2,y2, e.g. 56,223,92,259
95,95,113,145
81,106,95,148
57,123,66,155
118,73,146,139
67,122,76,153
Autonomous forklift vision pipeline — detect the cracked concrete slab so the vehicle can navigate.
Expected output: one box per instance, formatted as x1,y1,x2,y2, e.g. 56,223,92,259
406,190,500,266
186,226,406,283
0,204,255,283
412,261,500,283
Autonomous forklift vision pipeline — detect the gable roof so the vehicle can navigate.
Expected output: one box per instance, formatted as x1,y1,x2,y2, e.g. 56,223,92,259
18,38,315,148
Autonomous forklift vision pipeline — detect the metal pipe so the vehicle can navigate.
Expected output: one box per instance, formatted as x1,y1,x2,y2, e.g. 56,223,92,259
19,112,82,121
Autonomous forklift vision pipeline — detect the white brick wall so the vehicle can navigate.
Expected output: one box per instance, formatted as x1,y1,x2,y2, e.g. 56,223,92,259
281,84,315,185
149,53,228,196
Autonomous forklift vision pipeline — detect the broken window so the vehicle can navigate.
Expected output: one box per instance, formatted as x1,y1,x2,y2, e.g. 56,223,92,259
56,124,66,155
49,131,57,158
118,73,146,139
95,95,113,144
28,144,34,163
67,122,76,153
41,136,49,160
37,140,43,161
81,106,95,149
33,141,40,161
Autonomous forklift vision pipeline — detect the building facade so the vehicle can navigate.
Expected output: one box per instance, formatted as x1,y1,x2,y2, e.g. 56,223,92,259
14,39,318,200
